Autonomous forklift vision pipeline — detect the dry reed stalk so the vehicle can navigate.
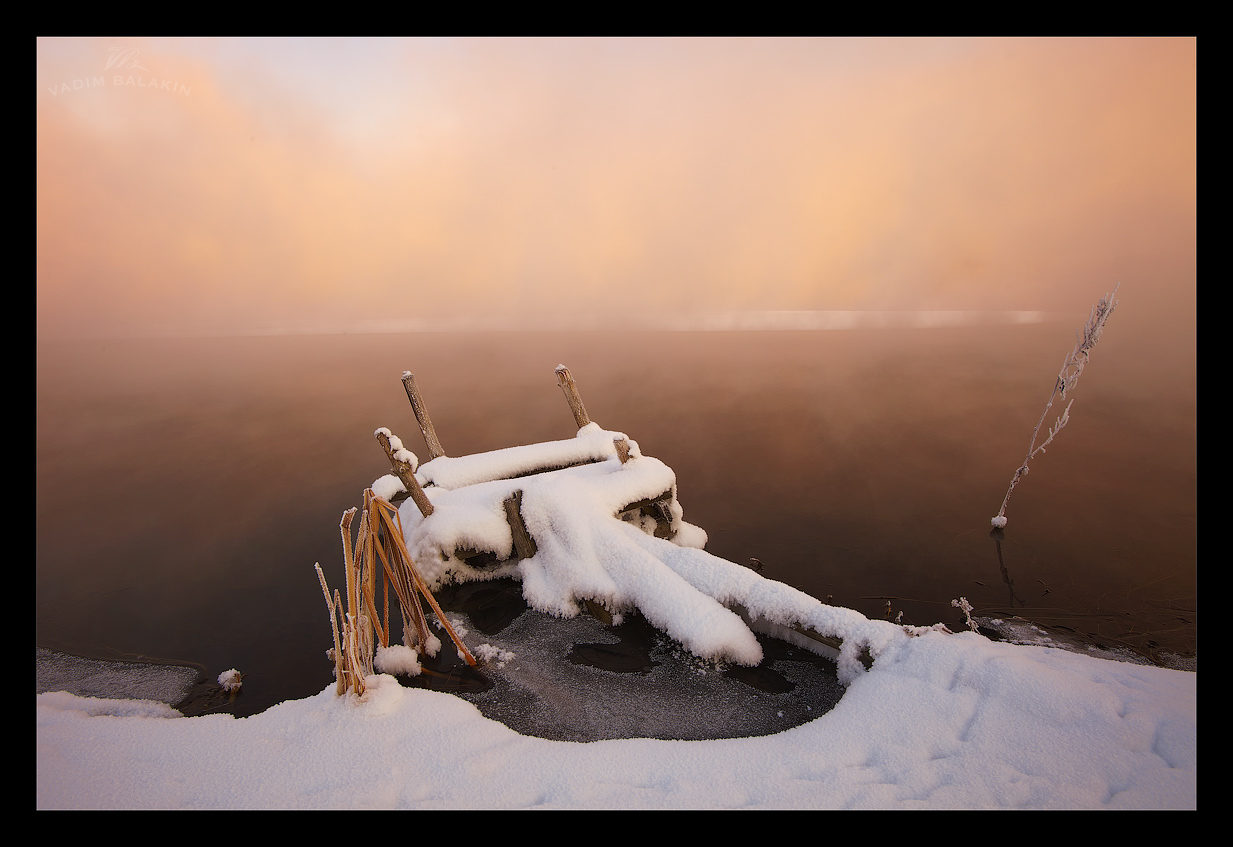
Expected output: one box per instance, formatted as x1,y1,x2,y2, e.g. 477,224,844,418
314,563,346,695
363,493,433,652
363,582,387,649
356,510,386,648
342,507,378,664
319,507,385,698
367,510,406,650
350,509,387,648
336,589,366,697
318,487,479,698
340,508,359,628
360,512,374,631
359,614,374,678
373,496,477,666
383,570,390,647
343,613,370,694
366,518,414,633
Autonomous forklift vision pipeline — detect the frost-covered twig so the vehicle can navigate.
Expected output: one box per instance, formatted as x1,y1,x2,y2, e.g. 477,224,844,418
951,597,977,633
315,563,347,695
992,284,1119,529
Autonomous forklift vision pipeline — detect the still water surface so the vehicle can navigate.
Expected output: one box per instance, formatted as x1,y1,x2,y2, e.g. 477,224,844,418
36,325,1196,716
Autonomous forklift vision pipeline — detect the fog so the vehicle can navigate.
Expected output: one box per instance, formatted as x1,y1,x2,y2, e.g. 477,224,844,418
37,37,1194,344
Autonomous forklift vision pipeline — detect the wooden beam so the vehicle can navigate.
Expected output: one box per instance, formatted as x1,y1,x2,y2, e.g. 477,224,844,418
375,428,434,517
555,365,591,429
401,372,446,460
504,489,538,560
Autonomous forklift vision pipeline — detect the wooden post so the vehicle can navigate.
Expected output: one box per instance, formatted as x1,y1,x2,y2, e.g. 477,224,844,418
401,372,446,460
375,428,435,518
503,489,538,560
614,437,631,464
651,497,675,539
555,365,591,429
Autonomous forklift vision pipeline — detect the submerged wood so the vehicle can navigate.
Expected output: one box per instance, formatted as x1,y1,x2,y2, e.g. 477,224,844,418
401,372,446,460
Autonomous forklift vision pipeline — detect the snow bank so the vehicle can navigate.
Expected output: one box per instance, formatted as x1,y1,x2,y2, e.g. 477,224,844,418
36,631,1196,809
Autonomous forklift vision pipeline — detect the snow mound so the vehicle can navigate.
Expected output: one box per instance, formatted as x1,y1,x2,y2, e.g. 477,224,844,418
374,645,422,677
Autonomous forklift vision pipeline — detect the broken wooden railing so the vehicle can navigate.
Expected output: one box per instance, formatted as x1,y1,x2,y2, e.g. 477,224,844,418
373,365,679,566
365,363,877,673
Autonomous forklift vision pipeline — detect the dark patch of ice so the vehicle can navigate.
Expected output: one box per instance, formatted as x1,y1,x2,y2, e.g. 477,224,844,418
422,579,846,743
36,647,202,707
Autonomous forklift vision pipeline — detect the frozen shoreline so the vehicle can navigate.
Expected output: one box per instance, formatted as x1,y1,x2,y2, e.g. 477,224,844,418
36,647,201,707
37,627,1196,810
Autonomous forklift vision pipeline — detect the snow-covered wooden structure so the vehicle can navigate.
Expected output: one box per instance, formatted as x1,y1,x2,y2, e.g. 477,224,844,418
371,366,937,685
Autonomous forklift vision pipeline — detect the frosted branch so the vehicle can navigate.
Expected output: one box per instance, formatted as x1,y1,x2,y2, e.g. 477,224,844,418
992,285,1119,528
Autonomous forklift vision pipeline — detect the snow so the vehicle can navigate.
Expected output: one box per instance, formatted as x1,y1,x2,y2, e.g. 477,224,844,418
37,633,1196,809
36,422,1196,809
370,473,406,502
473,643,516,667
374,644,422,677
390,422,927,683
414,422,630,491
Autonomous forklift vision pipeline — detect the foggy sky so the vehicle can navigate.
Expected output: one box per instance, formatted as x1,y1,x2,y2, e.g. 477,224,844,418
36,37,1195,339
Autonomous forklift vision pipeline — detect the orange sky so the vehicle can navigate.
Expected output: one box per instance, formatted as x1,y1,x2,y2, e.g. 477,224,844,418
36,37,1195,338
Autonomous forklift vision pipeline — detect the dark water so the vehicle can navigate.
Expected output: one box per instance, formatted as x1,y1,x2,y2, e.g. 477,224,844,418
36,324,1197,716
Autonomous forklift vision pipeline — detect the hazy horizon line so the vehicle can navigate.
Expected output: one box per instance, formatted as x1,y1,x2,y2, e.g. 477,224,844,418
39,309,1068,341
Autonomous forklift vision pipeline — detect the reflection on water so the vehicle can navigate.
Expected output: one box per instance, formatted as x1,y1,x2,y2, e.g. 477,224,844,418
36,325,1196,716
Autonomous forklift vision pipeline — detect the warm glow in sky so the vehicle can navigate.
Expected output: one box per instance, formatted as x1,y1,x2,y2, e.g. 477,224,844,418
36,37,1195,338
